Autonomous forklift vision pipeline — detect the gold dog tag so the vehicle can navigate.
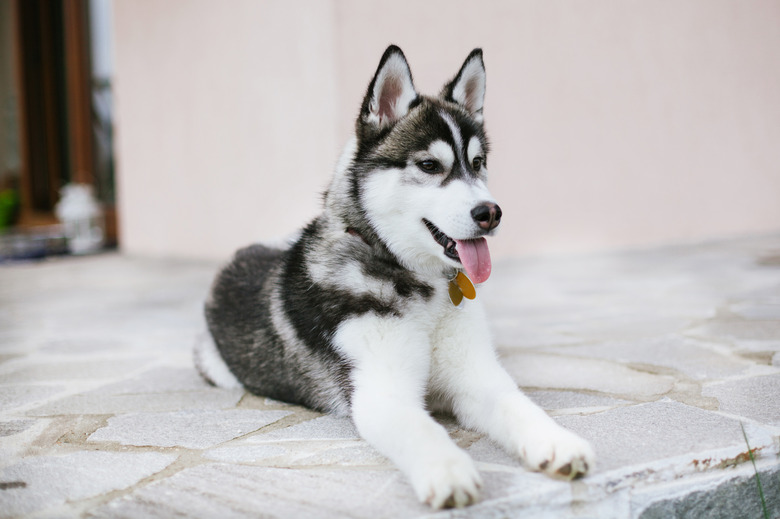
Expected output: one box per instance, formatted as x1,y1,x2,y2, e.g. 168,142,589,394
448,280,464,306
454,272,476,300
448,272,476,306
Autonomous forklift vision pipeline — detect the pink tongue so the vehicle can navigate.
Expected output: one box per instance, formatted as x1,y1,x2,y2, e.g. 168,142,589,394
455,238,492,284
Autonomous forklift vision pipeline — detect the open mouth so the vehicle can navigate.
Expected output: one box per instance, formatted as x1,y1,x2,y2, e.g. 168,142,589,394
422,218,493,284
423,219,459,261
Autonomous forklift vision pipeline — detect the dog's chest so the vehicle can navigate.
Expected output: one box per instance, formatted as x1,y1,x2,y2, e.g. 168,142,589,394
398,283,475,339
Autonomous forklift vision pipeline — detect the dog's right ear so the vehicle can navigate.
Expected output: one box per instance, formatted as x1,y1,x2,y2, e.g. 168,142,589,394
442,49,486,122
360,45,418,130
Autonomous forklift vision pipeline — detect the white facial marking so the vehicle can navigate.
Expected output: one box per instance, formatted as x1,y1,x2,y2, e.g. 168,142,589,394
439,111,463,159
427,140,455,171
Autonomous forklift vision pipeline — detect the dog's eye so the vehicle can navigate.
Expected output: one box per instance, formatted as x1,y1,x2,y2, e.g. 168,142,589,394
472,157,483,171
417,160,443,174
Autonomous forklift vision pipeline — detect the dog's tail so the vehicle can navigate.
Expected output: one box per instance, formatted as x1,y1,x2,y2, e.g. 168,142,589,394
193,332,242,389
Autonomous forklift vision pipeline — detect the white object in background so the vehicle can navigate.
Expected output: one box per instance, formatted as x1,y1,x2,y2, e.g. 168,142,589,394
55,184,105,255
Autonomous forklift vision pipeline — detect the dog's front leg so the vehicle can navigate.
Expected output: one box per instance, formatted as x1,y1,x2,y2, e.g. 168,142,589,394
334,314,482,508
431,304,595,479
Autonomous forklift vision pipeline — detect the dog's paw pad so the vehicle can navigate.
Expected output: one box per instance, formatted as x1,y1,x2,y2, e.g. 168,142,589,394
432,485,478,509
413,451,482,509
553,456,589,480
517,426,595,481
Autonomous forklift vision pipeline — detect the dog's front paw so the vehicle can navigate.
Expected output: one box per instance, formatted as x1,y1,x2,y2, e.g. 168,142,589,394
517,424,595,480
409,449,482,509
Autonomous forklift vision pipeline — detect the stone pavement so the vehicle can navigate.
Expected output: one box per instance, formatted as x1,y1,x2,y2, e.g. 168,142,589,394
1,234,779,518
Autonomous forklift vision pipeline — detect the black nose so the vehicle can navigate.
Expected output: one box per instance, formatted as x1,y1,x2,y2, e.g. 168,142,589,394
471,202,502,231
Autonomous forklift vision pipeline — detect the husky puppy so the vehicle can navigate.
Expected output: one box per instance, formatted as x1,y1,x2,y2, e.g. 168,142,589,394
196,45,594,508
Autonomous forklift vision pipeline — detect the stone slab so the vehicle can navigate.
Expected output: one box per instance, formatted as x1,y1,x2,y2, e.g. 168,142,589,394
206,441,390,467
290,443,389,467
544,335,754,381
88,409,292,449
36,337,135,354
555,400,775,473
702,374,780,425
467,437,523,467
525,390,633,413
552,316,697,342
729,300,780,320
92,463,426,519
0,451,176,517
0,385,63,411
0,419,37,438
96,366,214,393
501,353,676,397
688,319,780,344
25,366,244,416
247,415,360,442
0,359,150,384
203,444,288,463
27,389,244,416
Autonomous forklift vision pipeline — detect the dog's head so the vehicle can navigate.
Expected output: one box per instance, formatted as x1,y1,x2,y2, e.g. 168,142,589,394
329,46,500,284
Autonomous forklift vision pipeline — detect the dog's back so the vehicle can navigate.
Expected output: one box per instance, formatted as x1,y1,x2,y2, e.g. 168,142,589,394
203,240,353,414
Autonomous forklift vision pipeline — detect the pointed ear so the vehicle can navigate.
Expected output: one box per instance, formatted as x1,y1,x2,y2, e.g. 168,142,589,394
360,45,418,129
442,49,486,121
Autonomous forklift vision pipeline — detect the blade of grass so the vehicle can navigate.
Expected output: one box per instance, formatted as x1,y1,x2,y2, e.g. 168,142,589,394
740,422,769,519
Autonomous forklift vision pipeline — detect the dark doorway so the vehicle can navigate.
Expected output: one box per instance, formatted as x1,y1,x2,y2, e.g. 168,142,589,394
5,0,116,243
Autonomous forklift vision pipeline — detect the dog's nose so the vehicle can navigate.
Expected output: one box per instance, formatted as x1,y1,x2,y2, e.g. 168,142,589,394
471,202,502,231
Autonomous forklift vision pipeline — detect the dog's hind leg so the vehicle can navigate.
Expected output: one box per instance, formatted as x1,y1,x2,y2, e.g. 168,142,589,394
334,313,482,509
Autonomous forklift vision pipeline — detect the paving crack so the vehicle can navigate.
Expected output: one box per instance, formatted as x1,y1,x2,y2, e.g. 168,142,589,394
62,448,205,517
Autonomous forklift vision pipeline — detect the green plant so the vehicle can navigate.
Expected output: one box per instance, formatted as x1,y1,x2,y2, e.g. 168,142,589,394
740,422,769,519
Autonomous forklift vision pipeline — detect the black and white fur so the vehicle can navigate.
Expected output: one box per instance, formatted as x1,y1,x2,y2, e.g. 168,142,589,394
196,46,594,509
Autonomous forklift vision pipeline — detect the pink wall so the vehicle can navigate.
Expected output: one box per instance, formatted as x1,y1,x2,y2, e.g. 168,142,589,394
114,1,780,260
113,0,339,258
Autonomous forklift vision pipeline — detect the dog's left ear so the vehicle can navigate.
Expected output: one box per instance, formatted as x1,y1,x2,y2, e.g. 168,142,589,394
360,45,418,130
442,49,486,121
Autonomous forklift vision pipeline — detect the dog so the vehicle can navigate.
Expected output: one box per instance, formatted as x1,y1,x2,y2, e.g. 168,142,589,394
195,45,595,509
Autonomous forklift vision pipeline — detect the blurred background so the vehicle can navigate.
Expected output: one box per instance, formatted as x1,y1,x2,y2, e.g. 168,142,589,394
1,0,779,262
